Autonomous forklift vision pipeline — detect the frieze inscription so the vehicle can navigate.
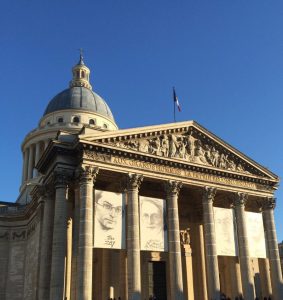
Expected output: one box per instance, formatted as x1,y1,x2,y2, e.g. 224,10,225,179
112,157,259,190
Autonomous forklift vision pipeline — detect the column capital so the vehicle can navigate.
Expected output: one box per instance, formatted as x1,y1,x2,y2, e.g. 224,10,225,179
77,165,99,184
233,192,248,207
262,197,276,210
126,173,143,191
164,180,182,196
34,185,53,201
54,170,71,188
202,186,217,203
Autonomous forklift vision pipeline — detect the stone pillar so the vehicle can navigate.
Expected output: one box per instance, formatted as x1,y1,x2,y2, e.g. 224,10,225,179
165,180,184,300
49,171,69,300
34,142,41,177
262,197,283,300
202,186,220,300
44,139,49,150
233,192,255,300
65,200,73,299
22,149,29,183
180,228,194,300
195,224,208,300
258,258,272,298
76,166,98,300
229,256,242,299
126,173,143,300
27,144,34,180
71,185,80,299
38,188,54,300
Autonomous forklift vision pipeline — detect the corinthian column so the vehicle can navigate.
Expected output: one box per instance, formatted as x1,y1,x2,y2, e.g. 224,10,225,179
27,144,34,179
76,165,99,300
262,197,283,300
34,142,41,177
38,188,54,300
202,186,220,300
49,171,69,300
165,180,184,300
126,173,143,300
233,193,255,300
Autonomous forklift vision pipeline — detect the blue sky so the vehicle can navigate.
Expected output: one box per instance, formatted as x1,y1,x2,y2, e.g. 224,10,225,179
0,1,282,241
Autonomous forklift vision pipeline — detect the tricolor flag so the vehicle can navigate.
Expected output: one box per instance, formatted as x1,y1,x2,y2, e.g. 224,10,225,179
173,87,181,112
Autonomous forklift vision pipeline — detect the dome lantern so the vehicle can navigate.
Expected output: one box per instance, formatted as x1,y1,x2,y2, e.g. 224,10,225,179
69,52,92,90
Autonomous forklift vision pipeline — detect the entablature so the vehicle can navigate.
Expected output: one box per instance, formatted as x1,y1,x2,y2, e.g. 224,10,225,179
79,142,276,197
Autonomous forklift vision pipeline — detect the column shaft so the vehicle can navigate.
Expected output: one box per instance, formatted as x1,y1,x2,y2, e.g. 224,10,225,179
202,187,220,300
49,174,69,300
34,142,41,177
76,166,98,300
22,149,29,183
44,139,49,150
127,173,143,300
27,144,34,180
230,257,242,299
263,198,283,300
71,186,80,299
165,180,184,300
234,193,255,299
258,258,272,298
65,201,73,299
38,191,54,300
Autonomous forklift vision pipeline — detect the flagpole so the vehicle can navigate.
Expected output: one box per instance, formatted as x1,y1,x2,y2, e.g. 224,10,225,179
173,87,176,122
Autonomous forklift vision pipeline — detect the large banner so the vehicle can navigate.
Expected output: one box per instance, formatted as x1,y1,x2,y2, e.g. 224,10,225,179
94,190,125,249
245,211,267,258
214,207,238,256
139,196,168,252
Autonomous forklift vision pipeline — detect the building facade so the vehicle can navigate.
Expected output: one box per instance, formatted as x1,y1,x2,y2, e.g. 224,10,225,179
0,57,283,300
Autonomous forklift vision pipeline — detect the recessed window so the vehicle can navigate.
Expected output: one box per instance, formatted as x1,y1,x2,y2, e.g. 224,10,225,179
82,71,85,78
58,117,63,123
103,123,108,129
76,71,80,78
47,121,51,125
89,119,95,125
73,116,80,123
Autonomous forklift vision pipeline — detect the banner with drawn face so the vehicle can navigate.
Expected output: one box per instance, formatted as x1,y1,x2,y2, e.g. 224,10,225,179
94,190,125,249
139,196,168,252
214,207,238,256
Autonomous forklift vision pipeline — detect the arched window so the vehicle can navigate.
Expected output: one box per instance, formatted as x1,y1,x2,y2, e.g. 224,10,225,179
58,117,63,123
76,71,80,78
73,116,80,123
89,119,95,125
82,71,85,78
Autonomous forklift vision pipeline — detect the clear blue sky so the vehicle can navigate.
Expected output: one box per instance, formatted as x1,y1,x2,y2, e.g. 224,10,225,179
0,1,282,241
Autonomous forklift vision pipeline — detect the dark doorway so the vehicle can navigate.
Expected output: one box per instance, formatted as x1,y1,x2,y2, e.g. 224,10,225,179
148,261,167,300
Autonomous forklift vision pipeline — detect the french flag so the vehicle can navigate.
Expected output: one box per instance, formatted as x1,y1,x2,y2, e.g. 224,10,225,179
173,87,181,112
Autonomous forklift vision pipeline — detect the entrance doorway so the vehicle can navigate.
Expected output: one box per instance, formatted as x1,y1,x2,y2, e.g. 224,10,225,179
148,261,167,300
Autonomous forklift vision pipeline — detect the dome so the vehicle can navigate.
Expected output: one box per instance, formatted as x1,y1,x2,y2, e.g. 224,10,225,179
43,86,115,121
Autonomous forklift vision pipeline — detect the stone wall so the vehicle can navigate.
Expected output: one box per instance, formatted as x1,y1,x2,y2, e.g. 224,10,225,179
0,208,42,300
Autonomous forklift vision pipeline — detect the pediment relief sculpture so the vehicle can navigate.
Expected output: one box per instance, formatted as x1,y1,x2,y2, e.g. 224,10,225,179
99,129,266,177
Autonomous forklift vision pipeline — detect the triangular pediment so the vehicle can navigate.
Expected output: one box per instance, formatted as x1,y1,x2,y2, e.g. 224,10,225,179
79,121,278,181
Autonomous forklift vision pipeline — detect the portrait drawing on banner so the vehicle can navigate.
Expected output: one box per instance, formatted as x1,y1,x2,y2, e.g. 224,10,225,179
94,190,125,249
139,196,168,252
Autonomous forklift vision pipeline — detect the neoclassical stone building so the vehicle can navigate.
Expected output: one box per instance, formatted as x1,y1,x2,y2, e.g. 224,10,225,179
0,57,283,300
